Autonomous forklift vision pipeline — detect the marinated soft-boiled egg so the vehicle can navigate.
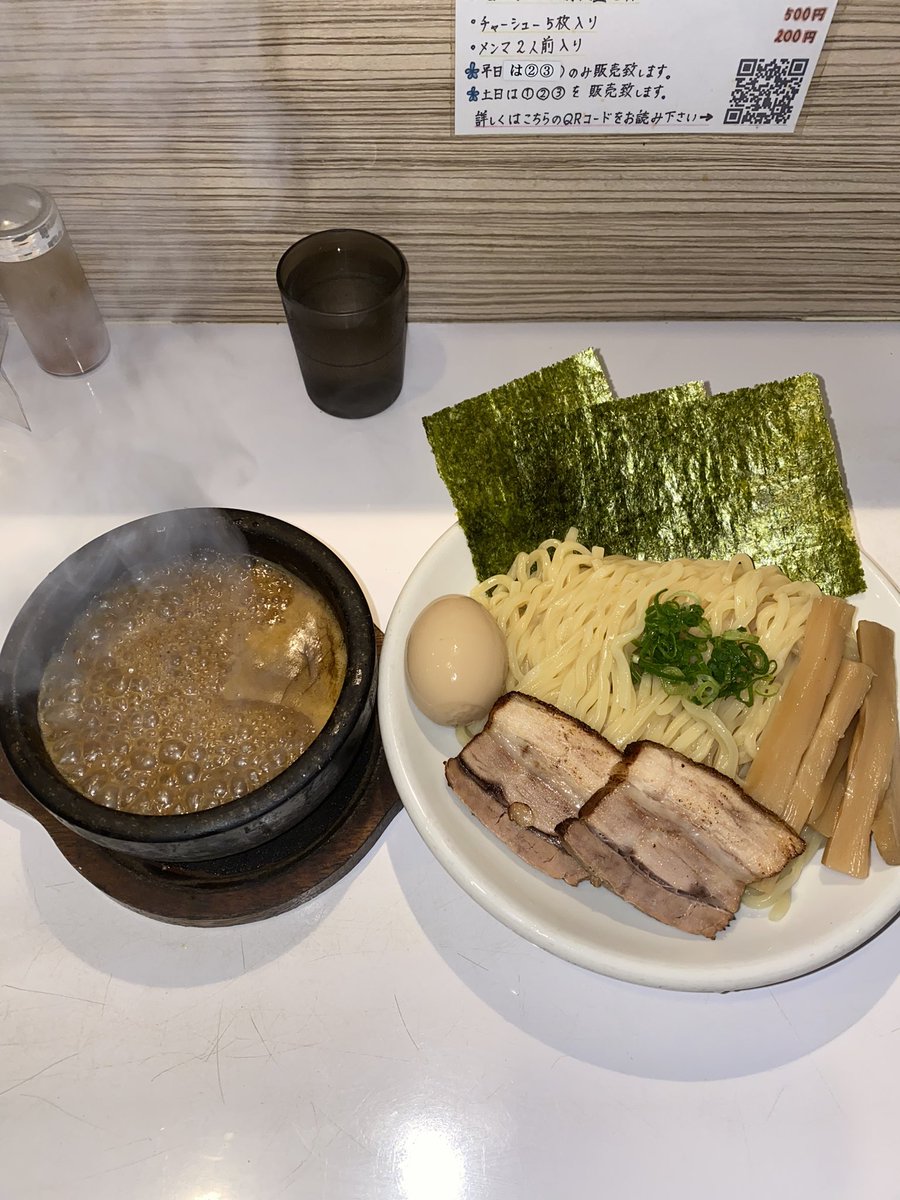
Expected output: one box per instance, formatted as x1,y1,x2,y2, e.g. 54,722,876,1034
405,594,508,725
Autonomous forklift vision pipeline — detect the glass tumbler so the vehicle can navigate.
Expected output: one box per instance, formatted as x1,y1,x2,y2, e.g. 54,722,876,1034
276,229,408,419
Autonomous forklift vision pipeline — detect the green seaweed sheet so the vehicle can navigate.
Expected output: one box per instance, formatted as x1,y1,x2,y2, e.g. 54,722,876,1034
424,368,864,597
423,350,614,539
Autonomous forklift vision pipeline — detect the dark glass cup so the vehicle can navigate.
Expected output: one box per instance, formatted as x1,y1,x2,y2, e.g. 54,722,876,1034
276,229,409,419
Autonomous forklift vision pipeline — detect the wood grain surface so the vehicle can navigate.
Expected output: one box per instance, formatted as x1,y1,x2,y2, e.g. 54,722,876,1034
1,0,898,320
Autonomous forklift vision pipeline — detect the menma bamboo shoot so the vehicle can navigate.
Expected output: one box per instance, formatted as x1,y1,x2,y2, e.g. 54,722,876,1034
808,728,853,839
823,621,897,878
872,693,900,865
745,595,854,816
780,660,872,833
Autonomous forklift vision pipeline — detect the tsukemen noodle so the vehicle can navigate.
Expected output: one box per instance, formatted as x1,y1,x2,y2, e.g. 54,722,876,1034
38,554,347,816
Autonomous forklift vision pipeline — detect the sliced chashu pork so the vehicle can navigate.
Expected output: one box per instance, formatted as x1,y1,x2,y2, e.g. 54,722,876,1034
624,742,805,881
445,693,807,939
560,742,806,938
445,692,621,885
561,779,747,937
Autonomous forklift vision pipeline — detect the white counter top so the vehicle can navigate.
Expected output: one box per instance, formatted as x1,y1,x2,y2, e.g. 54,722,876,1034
1,320,898,1200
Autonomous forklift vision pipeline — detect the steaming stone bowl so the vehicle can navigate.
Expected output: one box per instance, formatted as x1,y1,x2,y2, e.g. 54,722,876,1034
0,508,378,864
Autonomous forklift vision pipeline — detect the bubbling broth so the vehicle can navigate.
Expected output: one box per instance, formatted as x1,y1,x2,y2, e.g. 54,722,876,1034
38,554,348,816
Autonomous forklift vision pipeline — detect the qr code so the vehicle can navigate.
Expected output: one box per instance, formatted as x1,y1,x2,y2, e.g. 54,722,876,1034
724,58,809,126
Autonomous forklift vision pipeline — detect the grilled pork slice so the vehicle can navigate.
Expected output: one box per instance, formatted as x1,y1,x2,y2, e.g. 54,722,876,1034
459,692,622,833
484,691,623,810
561,813,735,938
445,692,622,884
561,743,806,938
623,742,805,883
445,756,590,886
445,694,806,939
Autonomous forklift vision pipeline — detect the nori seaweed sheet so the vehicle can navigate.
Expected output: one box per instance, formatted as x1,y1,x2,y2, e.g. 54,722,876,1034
426,371,706,581
425,368,864,596
423,348,613,567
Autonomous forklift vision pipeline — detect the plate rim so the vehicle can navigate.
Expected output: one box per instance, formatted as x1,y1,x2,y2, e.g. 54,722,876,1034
378,523,900,991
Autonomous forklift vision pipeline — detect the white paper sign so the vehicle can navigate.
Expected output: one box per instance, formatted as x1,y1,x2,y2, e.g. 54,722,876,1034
455,1,836,135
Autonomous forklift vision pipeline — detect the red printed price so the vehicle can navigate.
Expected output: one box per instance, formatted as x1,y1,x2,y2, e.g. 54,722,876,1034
783,6,829,18
775,27,818,43
775,5,828,42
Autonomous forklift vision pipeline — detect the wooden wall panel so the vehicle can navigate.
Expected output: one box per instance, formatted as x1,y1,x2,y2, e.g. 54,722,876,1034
1,0,898,321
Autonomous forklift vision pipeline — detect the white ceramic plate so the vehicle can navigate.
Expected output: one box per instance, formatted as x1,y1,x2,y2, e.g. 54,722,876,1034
379,524,900,991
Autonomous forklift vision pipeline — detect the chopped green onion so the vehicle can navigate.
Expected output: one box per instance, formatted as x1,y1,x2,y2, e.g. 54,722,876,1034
630,591,778,708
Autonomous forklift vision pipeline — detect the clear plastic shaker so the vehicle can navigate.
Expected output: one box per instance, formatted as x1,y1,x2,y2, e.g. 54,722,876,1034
0,183,110,376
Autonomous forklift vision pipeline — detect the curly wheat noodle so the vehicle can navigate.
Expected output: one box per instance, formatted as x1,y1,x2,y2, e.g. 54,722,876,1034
472,531,822,917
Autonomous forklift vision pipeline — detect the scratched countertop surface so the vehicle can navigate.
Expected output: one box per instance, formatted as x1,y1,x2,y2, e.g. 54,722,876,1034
0,319,898,1200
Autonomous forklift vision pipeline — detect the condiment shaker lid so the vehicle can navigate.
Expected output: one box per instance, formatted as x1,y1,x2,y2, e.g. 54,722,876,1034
0,183,65,263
